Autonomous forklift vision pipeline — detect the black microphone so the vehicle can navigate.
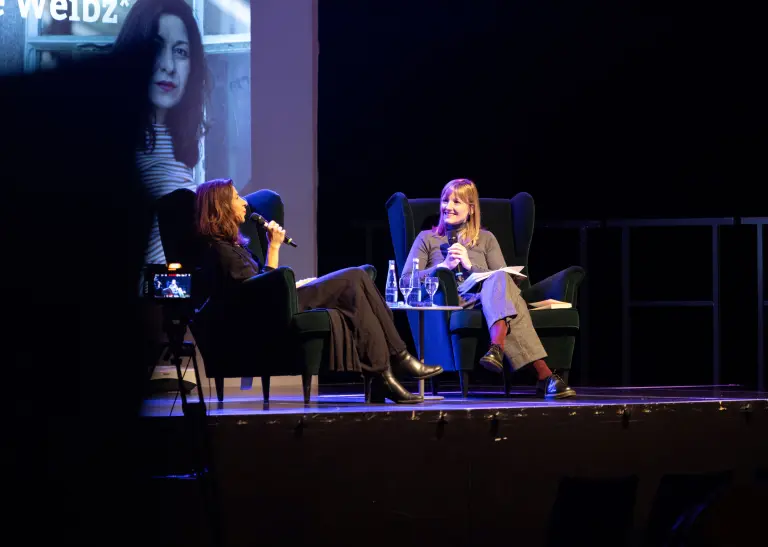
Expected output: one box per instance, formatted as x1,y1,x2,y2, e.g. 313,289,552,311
446,229,465,281
249,212,298,248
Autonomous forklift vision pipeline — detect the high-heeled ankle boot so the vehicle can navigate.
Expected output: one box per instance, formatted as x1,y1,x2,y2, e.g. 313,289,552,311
364,368,424,404
391,350,443,379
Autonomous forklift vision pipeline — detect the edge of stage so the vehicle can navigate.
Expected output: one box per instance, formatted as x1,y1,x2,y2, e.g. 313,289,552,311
139,385,768,547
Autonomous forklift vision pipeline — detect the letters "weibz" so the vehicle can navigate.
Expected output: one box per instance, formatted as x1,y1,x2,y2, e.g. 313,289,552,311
2,1,123,24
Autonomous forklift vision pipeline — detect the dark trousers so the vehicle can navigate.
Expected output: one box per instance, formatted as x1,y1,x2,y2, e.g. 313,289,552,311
298,267,406,372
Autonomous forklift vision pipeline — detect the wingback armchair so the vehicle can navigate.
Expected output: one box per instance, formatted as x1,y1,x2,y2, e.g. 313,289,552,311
158,188,335,404
386,191,585,396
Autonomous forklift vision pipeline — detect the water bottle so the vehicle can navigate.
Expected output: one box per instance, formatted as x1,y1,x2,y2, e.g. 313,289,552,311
385,260,399,307
410,258,422,306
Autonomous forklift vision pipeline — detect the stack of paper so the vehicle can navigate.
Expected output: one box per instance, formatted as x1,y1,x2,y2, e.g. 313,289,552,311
458,266,526,294
529,299,572,310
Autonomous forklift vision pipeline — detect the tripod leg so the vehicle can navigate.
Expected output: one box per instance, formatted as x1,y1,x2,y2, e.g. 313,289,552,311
190,351,205,406
172,356,189,410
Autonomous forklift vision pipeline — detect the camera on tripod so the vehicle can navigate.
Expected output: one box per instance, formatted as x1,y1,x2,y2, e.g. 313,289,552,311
142,261,198,340
142,262,194,302
141,262,201,324
142,263,205,412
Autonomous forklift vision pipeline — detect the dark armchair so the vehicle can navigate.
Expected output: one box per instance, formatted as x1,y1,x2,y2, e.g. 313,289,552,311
386,191,585,396
157,188,333,404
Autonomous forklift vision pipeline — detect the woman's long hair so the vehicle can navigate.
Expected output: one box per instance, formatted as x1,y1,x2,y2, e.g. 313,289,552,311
434,178,482,247
113,0,209,168
196,179,248,245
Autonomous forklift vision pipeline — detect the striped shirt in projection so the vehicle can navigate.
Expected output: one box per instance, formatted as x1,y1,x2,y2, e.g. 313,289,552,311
136,124,199,264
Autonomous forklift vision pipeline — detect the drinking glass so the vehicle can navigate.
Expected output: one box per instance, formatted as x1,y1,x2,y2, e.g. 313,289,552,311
425,277,439,306
399,274,413,306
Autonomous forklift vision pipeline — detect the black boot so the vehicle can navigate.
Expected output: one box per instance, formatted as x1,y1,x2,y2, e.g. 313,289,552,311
479,344,504,373
536,373,576,399
391,349,443,379
364,368,424,404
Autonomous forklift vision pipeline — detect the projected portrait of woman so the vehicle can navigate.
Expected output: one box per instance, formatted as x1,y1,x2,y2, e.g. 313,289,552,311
113,0,209,264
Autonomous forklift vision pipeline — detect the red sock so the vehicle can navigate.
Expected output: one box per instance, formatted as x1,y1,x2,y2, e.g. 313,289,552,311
532,359,552,381
490,319,507,348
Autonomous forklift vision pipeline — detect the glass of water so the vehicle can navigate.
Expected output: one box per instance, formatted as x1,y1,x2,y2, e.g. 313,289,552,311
424,277,439,306
399,274,413,306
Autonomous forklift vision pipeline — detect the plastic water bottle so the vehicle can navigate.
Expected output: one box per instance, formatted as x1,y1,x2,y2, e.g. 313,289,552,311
410,258,421,306
385,260,399,307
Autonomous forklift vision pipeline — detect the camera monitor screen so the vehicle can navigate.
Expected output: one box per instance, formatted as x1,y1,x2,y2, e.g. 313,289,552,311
152,273,192,299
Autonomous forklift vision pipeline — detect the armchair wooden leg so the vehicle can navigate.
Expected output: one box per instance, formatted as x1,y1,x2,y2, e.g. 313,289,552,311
214,377,224,402
261,375,271,403
503,370,512,397
460,371,470,398
301,372,312,404
363,374,373,403
431,376,440,396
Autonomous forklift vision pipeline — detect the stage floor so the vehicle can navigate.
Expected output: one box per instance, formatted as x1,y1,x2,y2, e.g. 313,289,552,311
141,384,768,417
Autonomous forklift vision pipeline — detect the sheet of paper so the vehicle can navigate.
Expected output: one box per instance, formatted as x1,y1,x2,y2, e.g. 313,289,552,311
458,266,527,294
499,266,526,277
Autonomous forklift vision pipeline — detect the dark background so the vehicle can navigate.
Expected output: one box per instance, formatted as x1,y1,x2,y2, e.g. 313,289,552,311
316,1,764,388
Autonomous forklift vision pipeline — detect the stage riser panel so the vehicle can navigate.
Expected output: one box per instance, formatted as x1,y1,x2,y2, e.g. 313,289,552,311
140,401,768,546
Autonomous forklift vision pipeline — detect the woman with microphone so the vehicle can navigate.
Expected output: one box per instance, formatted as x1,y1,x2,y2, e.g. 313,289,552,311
196,179,442,404
401,179,575,399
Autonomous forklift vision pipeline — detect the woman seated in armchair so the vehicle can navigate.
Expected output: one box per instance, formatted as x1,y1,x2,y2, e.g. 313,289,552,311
196,178,442,404
402,178,575,399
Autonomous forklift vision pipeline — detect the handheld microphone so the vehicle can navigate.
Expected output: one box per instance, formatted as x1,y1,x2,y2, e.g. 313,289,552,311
446,229,465,281
249,212,298,248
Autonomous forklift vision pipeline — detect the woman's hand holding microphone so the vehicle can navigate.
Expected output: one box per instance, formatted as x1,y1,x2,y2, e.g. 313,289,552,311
265,220,286,248
439,242,472,271
263,220,286,269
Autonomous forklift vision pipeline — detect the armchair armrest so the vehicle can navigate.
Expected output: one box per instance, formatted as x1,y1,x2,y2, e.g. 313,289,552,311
240,266,298,321
192,266,299,379
434,267,460,306
195,267,298,333
522,266,585,305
